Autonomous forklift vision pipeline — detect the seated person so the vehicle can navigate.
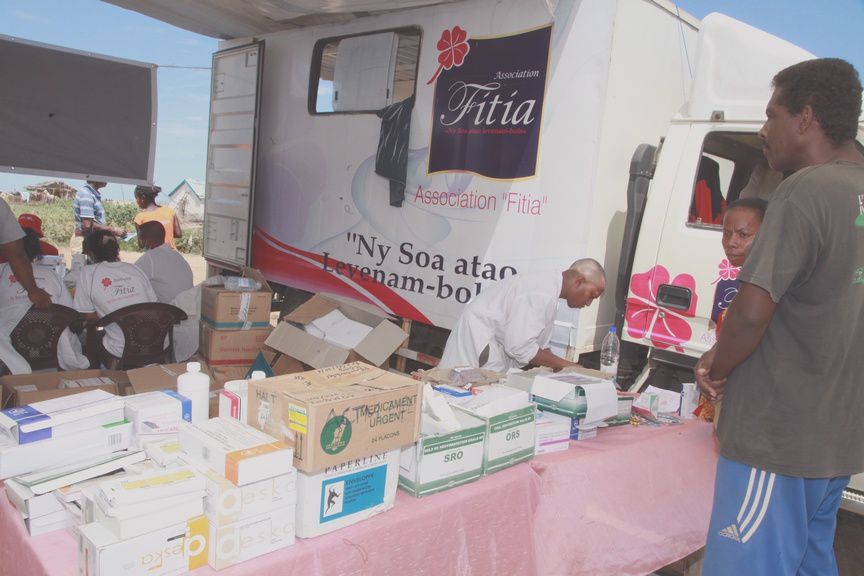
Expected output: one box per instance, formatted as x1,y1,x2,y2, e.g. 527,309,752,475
0,229,89,370
439,259,606,372
134,221,193,303
0,213,59,263
74,230,158,359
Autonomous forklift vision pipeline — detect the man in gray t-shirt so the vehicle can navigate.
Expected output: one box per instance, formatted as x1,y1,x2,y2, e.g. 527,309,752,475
0,198,51,308
695,59,864,575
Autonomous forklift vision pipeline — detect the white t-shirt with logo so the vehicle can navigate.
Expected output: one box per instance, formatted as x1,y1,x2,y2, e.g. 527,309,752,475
74,262,158,358
0,262,89,370
134,244,194,304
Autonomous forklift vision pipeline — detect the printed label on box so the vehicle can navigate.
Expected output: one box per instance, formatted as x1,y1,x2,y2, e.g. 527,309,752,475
288,404,308,434
485,407,535,472
419,430,485,485
319,464,386,523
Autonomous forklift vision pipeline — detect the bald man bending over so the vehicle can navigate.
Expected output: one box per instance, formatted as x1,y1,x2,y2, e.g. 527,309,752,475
439,259,606,372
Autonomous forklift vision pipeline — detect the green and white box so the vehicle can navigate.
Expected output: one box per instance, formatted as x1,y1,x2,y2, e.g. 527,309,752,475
399,410,486,497
451,387,536,475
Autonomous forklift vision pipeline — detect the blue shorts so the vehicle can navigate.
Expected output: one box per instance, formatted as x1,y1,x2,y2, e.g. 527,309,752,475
703,456,849,576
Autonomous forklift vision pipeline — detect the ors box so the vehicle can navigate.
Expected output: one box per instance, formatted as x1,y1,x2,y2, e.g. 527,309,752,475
248,362,421,473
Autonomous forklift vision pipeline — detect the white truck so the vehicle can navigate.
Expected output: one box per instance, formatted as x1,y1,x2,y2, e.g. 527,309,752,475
185,0,839,369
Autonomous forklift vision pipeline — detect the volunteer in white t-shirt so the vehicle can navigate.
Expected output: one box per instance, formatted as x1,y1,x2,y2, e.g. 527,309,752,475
75,230,158,358
134,221,193,303
0,229,89,370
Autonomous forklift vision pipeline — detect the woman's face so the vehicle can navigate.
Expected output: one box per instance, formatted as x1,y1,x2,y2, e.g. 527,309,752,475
135,194,149,209
722,207,762,267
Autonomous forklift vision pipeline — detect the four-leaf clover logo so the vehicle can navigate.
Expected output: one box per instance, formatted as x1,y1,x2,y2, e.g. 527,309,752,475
101,278,112,288
426,26,470,85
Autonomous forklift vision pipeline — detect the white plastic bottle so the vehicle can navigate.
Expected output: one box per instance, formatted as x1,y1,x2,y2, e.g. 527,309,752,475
177,362,211,424
600,327,620,382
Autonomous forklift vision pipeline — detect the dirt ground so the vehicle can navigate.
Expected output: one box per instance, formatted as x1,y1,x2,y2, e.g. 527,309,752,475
58,246,207,285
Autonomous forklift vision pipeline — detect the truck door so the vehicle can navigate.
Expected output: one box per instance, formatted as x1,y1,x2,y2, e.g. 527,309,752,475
624,124,780,361
203,42,264,268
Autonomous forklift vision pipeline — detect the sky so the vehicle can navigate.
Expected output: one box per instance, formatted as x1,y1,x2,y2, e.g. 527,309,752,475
0,0,861,202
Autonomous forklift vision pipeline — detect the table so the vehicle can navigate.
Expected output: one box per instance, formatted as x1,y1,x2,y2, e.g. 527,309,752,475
0,421,717,576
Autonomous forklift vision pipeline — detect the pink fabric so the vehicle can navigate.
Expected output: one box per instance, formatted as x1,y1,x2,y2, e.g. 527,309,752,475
0,421,717,576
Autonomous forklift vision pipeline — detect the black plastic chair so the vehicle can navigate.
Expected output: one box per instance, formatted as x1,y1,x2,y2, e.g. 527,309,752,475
94,302,188,370
0,304,81,375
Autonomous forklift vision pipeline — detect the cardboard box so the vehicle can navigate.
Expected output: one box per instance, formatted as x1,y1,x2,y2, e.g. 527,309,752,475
0,369,126,408
94,491,205,540
24,507,76,536
202,467,296,527
78,516,209,576
267,293,408,368
208,506,295,569
0,419,132,479
450,387,536,475
534,411,572,454
178,417,294,486
199,324,273,366
399,410,486,497
531,372,620,424
0,389,124,444
125,361,214,394
248,362,421,473
295,449,399,538
124,391,192,446
200,268,272,330
5,478,66,518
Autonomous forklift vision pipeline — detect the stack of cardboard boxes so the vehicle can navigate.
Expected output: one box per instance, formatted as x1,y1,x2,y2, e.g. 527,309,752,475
178,416,297,568
247,362,421,537
199,270,274,369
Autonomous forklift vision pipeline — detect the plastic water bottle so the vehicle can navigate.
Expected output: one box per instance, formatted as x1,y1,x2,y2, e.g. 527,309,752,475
600,327,620,382
177,362,211,424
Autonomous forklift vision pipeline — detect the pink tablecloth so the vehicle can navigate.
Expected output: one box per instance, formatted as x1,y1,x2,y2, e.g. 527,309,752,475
0,421,717,576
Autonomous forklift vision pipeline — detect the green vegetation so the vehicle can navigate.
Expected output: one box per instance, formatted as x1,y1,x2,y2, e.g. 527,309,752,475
8,199,203,255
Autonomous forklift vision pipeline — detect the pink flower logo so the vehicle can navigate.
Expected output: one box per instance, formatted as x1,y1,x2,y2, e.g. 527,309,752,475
712,258,740,284
8,274,16,284
426,26,470,85
625,265,698,353
101,278,112,288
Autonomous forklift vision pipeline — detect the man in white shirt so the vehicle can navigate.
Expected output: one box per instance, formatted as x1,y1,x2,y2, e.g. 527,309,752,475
0,230,89,370
74,231,158,358
439,259,606,372
134,221,193,303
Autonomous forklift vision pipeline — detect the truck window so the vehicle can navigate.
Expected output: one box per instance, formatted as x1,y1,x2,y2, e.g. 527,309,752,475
310,28,420,114
687,132,782,228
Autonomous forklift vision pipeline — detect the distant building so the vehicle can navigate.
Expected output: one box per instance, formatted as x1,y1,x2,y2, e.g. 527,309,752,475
25,181,77,201
168,178,205,223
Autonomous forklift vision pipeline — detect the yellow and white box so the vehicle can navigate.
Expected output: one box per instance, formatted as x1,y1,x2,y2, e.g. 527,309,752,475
203,466,297,526
78,516,209,576
398,410,486,497
208,506,295,569
295,449,399,538
178,417,293,486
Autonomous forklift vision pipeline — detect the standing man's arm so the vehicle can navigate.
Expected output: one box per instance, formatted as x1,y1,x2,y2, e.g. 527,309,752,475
0,240,51,308
695,280,776,401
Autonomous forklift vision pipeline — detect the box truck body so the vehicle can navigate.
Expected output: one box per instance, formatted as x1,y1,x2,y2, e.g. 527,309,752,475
196,0,847,364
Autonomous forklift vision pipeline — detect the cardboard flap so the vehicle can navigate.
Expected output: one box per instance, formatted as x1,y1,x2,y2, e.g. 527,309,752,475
126,362,213,394
284,296,339,326
321,292,395,321
266,322,350,369
240,266,273,294
354,320,408,367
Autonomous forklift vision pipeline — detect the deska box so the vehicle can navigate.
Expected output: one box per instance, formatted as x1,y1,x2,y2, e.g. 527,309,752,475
248,362,421,473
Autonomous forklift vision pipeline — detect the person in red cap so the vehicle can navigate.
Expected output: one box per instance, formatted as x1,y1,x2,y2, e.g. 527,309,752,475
17,214,59,256
0,213,59,264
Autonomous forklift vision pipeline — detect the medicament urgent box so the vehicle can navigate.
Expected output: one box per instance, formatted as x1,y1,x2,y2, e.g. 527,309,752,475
178,417,294,486
399,410,486,497
295,449,399,538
